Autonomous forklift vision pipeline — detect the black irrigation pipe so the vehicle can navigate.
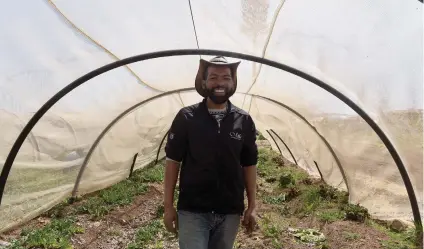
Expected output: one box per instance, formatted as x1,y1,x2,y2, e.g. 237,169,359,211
266,130,283,155
0,49,420,229
269,129,298,166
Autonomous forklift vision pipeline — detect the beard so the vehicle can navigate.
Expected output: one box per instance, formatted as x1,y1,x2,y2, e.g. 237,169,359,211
204,86,233,105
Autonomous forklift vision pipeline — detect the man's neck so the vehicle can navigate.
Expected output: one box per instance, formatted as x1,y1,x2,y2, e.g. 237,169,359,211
206,98,227,110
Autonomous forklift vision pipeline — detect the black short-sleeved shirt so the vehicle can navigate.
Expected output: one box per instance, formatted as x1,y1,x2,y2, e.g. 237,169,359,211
165,98,258,215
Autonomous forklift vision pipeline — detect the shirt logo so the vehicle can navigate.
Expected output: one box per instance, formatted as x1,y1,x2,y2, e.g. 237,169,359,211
229,132,242,140
169,132,175,140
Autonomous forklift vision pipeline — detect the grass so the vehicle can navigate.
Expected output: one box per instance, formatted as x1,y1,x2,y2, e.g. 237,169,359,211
343,231,361,241
369,221,419,249
127,219,163,249
317,209,345,223
259,212,286,249
73,179,149,220
51,163,165,221
6,217,84,249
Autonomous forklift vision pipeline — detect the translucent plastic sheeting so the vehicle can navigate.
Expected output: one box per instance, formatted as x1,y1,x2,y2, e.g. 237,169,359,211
0,90,184,232
51,0,199,93
0,0,422,233
248,96,347,192
250,62,422,223
77,94,183,196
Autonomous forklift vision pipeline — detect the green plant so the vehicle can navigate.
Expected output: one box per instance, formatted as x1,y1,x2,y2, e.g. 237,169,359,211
279,173,295,188
318,210,345,223
127,219,164,248
342,203,370,222
370,221,419,249
7,217,84,249
298,187,322,215
318,184,338,200
263,194,286,205
74,180,148,220
276,205,290,216
133,165,165,183
284,186,301,201
75,197,111,220
280,166,309,184
271,155,285,166
156,204,165,218
265,176,277,183
261,215,283,239
100,180,148,206
43,199,70,219
343,232,361,241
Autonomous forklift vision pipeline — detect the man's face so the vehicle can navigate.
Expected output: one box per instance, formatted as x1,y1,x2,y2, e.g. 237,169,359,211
204,65,234,104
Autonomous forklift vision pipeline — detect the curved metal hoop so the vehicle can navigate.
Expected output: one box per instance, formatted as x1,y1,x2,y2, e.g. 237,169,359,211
269,129,298,166
70,88,192,197
0,49,420,229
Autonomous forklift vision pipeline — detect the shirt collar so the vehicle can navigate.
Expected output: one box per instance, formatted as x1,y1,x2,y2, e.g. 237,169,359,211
201,98,236,114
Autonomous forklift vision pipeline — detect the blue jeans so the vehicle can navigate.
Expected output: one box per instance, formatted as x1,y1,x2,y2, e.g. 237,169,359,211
177,210,241,249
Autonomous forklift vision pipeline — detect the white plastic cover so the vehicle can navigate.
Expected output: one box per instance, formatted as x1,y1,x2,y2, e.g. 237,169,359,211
0,0,422,232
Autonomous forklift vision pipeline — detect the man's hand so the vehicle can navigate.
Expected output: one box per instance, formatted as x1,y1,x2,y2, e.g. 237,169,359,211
163,206,178,234
242,207,257,234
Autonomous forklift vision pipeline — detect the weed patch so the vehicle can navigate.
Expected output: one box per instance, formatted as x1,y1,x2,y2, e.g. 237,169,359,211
74,179,148,220
263,194,286,205
260,213,284,239
342,203,370,223
284,186,301,201
127,219,164,248
295,186,322,216
156,204,165,218
257,148,283,178
6,217,84,249
132,165,165,183
75,197,111,220
343,231,361,241
370,221,419,249
279,173,295,188
317,210,345,223
43,199,71,219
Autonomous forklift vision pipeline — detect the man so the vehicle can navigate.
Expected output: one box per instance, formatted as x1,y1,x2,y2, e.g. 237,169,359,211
163,56,258,249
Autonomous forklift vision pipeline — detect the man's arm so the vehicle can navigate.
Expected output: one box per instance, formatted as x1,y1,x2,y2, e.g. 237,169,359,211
243,164,257,209
241,115,258,210
164,110,188,207
164,159,180,209
163,110,188,233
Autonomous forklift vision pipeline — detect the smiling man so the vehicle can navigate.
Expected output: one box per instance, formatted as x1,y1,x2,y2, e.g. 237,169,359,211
163,56,258,249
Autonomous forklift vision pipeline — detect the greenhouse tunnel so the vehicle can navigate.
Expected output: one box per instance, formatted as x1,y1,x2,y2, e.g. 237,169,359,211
0,0,422,242
68,88,348,200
